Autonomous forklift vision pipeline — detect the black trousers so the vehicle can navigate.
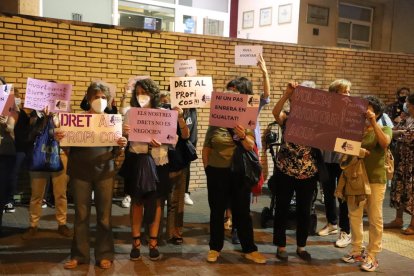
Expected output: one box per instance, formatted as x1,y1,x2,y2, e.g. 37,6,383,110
273,170,317,247
206,166,257,253
322,163,350,233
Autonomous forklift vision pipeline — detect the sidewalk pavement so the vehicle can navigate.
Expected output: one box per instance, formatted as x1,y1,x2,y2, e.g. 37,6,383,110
1,186,413,275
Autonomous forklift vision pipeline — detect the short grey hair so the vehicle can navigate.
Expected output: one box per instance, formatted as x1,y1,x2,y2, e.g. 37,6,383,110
301,81,316,89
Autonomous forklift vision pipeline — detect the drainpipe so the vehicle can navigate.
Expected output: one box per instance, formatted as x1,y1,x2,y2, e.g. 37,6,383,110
229,0,238,38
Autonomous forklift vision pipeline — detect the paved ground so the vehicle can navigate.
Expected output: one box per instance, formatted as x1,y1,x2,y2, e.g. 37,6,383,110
1,186,413,275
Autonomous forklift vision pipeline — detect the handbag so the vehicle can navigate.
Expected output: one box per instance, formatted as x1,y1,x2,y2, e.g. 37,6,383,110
168,139,198,172
228,129,262,187
29,116,63,172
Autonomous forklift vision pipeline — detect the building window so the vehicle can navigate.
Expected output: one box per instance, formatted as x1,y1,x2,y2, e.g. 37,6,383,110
118,1,175,32
72,13,83,22
337,3,373,49
203,18,224,36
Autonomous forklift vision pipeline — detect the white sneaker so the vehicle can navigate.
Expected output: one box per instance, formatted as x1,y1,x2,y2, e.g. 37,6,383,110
360,255,378,272
41,200,47,209
335,231,351,248
184,193,193,205
317,223,338,236
121,195,131,208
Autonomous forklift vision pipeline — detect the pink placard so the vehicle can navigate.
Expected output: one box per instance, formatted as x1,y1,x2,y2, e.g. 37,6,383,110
58,113,122,147
24,78,72,112
0,84,15,116
209,91,260,129
128,107,178,144
285,86,368,156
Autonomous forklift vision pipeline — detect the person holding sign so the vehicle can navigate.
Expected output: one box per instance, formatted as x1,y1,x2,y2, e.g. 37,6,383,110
272,82,326,262
120,78,179,261
202,87,267,264
318,79,352,248
341,96,391,272
61,82,127,270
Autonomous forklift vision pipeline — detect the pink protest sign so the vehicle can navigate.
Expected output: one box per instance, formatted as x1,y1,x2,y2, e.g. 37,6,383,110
127,107,178,144
58,113,122,147
209,92,260,129
285,86,368,156
24,78,72,112
0,84,15,116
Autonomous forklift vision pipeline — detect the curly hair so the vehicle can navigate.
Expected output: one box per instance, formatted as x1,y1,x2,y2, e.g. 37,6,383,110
364,95,385,116
130,78,160,108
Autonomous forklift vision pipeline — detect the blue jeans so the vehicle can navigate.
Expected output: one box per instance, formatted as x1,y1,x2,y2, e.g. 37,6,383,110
70,177,114,263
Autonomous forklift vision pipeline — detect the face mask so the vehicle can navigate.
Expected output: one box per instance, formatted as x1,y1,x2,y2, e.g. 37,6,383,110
15,98,21,106
137,94,151,108
91,98,107,114
403,102,409,113
398,96,407,103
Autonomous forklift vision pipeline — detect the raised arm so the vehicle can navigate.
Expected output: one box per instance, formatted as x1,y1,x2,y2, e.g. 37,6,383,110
272,81,298,125
257,54,270,99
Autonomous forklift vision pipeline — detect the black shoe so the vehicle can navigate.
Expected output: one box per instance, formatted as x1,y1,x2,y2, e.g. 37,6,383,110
58,225,73,237
130,236,141,261
276,249,288,261
296,249,311,261
167,237,183,245
231,229,240,244
149,237,161,261
130,247,141,260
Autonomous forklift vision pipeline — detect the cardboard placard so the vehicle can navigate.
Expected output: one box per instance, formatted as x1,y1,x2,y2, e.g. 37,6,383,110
235,45,263,65
174,59,197,77
24,78,72,112
58,113,122,147
285,86,368,156
127,107,178,144
169,77,212,108
209,91,260,129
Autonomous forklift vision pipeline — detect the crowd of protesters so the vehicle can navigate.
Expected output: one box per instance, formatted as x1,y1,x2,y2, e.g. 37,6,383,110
1,65,413,273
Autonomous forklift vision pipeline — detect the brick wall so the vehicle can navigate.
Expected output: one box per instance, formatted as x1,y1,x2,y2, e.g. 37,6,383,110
1,14,414,197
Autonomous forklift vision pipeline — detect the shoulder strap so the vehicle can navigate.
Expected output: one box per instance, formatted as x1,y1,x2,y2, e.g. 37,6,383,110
380,115,386,126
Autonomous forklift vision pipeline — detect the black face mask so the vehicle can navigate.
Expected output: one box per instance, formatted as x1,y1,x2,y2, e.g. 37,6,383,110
398,96,407,103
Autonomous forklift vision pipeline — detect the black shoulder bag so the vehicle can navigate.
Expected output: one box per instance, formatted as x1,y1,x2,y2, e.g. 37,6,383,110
227,128,262,187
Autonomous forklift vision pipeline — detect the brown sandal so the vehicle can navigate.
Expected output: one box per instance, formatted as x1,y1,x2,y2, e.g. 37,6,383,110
98,259,113,269
401,225,414,235
63,259,78,269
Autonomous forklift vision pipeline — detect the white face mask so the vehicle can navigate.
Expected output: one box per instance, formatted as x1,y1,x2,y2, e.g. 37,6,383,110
137,94,151,108
91,98,107,114
403,102,409,113
15,98,21,106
